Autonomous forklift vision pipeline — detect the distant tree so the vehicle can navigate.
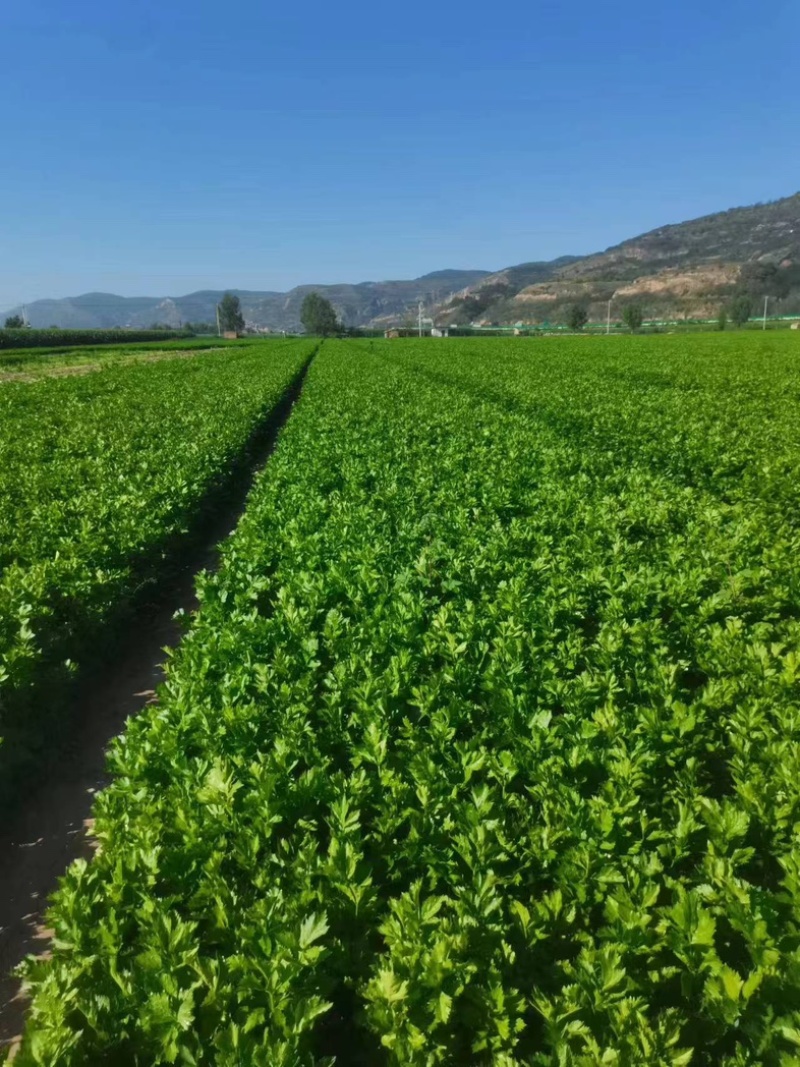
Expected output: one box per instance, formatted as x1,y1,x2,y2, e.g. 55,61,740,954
4,314,24,328
729,294,752,328
565,304,589,331
300,292,339,336
717,308,727,331
622,304,644,332
218,292,245,334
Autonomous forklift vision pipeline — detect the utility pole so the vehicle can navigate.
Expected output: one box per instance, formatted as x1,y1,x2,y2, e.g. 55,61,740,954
606,298,612,335
418,300,423,338
216,304,221,337
763,295,769,331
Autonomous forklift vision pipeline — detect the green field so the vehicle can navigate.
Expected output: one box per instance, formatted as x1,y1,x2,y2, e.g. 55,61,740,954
8,333,800,1064
0,340,313,803
0,335,257,374
0,329,179,351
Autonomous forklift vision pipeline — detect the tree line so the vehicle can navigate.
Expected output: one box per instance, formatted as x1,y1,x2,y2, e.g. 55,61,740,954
6,288,770,338
1,292,346,337
216,291,343,336
560,296,758,333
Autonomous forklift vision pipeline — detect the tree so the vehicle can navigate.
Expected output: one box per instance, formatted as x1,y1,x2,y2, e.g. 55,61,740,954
218,292,245,334
717,309,727,331
4,314,24,328
729,294,751,328
565,304,588,331
300,292,339,336
622,304,644,332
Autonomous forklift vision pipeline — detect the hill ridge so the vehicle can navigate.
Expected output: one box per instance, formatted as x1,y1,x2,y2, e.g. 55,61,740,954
7,192,800,329
437,192,800,325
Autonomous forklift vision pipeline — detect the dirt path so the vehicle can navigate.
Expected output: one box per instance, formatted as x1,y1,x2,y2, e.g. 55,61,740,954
0,358,313,1056
0,597,188,1053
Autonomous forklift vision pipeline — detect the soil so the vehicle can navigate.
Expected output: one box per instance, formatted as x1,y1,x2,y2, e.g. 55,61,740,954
0,356,313,1057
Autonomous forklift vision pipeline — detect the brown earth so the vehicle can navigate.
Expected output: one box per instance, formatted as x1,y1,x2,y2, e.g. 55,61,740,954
0,604,184,1059
503,262,742,321
612,263,739,299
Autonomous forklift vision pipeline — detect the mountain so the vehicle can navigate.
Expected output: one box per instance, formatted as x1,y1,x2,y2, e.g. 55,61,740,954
2,271,491,332
7,194,800,331
437,193,800,325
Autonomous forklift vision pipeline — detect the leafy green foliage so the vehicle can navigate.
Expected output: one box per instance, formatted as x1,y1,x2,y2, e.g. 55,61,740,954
729,295,752,328
218,293,245,334
0,341,313,803
565,304,589,331
4,315,25,328
12,333,800,1064
300,292,340,336
622,304,644,331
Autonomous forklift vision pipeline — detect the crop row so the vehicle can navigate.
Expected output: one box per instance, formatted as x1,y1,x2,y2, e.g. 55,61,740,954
0,329,179,351
13,335,800,1064
0,341,313,804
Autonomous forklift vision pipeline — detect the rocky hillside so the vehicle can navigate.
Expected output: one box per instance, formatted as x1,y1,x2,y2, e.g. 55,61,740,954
437,193,800,325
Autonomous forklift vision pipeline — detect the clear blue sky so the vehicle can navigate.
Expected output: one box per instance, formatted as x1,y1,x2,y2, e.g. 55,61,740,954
1,0,797,308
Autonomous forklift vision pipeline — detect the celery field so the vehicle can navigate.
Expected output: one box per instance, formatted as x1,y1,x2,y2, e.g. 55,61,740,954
9,333,800,1065
0,340,314,803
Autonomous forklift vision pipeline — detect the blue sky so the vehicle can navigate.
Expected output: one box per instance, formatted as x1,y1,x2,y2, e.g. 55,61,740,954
1,0,797,308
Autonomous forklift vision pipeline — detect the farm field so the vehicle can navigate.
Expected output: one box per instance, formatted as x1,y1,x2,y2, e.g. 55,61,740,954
0,329,179,352
0,339,314,805
0,336,256,379
8,333,800,1064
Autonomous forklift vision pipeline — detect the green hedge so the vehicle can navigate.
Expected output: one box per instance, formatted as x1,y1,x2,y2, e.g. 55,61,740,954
0,328,176,350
